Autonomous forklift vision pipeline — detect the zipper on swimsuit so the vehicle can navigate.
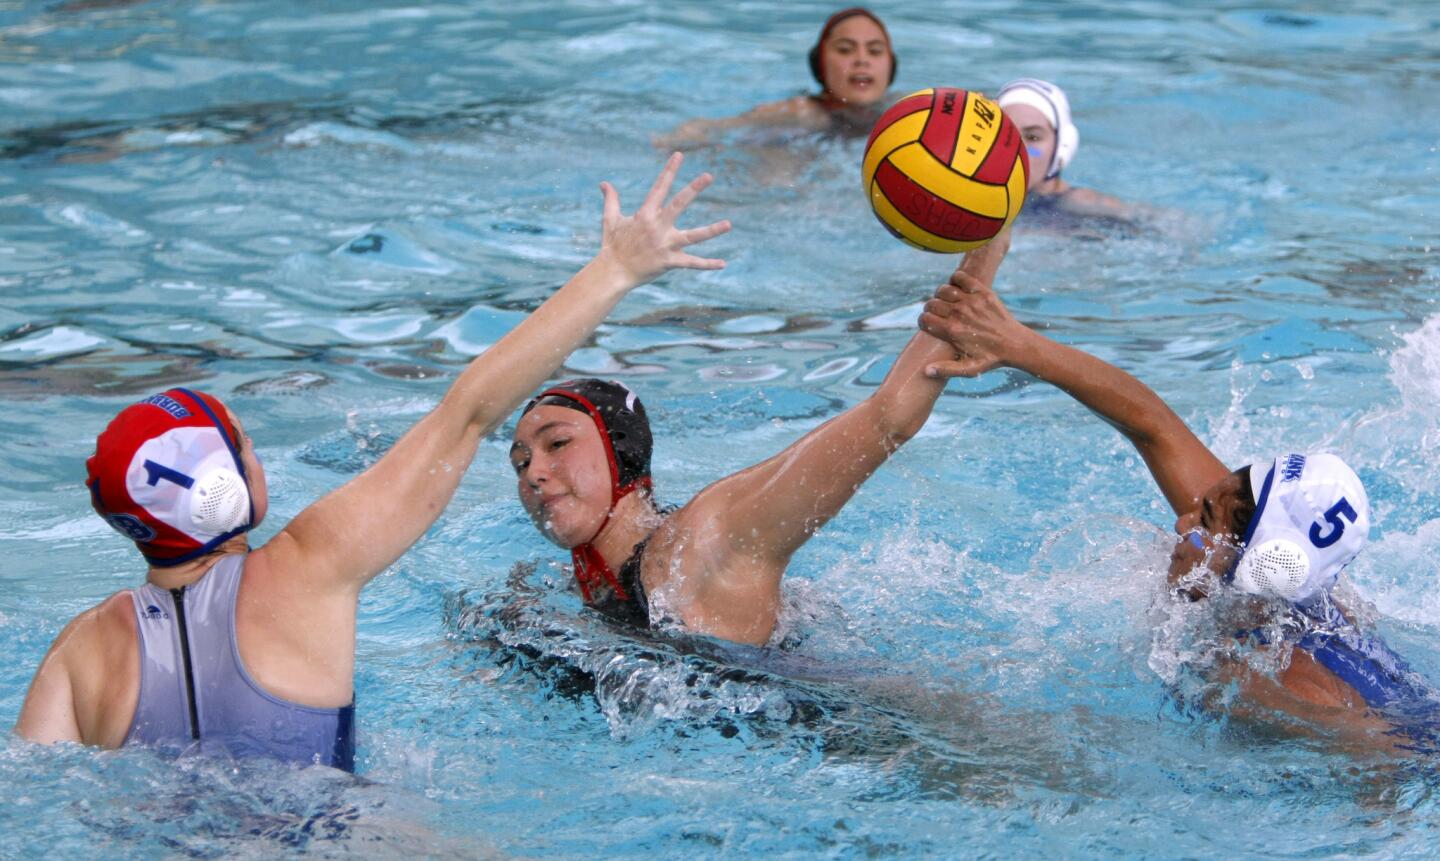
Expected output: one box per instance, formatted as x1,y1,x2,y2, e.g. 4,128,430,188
169,586,201,741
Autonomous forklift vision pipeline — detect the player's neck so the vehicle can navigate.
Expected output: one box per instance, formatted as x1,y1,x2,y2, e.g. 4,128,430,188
145,536,249,590
1034,176,1069,196
593,491,659,572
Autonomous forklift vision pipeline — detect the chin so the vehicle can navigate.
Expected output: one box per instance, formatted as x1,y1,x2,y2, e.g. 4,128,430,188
537,516,595,549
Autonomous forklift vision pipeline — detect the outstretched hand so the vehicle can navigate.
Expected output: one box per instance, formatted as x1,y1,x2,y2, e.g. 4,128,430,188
918,266,1031,379
598,152,731,287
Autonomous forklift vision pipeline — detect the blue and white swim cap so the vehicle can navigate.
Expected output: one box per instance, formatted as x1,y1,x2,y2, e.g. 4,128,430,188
996,78,1078,181
1232,453,1369,604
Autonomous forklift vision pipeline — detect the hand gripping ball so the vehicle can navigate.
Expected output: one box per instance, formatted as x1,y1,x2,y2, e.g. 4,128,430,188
862,88,1029,253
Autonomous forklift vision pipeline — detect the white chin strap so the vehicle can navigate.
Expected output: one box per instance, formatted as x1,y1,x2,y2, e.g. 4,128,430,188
188,467,250,534
1231,538,1310,600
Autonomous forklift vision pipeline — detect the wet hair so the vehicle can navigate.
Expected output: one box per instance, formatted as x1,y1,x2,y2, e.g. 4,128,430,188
808,7,897,91
1227,465,1257,541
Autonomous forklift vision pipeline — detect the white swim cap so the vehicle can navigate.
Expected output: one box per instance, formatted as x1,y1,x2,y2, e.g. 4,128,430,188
1232,453,1369,604
996,78,1078,181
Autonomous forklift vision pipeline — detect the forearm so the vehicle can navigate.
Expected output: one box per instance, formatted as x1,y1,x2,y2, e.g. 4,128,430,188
872,331,953,441
281,251,635,579
442,250,635,437
1007,329,1182,449
270,154,727,587
719,331,954,563
1003,329,1229,513
873,244,1007,438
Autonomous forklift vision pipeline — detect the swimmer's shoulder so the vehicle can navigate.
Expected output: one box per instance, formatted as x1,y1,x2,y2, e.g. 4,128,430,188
47,591,137,670
29,591,138,746
1053,186,1134,221
743,96,829,127
635,492,732,586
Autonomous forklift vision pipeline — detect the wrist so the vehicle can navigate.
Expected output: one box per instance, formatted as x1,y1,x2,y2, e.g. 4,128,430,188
1002,325,1048,373
585,249,642,298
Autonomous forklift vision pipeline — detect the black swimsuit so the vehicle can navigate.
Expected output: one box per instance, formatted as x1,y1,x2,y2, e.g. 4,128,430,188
591,536,652,628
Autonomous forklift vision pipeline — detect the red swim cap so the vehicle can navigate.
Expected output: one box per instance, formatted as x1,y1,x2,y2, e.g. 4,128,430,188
86,387,253,567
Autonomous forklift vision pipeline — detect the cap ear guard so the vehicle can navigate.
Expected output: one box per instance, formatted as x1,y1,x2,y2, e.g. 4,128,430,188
87,386,256,566
1232,537,1310,600
1231,453,1369,604
186,466,250,534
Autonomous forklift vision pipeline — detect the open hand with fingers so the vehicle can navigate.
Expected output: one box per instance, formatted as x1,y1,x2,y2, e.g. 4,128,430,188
598,152,731,288
918,267,1034,379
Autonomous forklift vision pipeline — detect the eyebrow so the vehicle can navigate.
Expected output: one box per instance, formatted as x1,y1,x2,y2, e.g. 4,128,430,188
511,420,575,456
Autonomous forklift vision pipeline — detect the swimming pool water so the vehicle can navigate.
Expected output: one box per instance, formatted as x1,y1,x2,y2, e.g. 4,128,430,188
1,0,1438,857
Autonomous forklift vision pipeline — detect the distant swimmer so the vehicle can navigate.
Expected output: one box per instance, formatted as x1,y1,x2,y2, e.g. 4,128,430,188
13,154,730,769
508,233,1010,646
996,78,1136,225
657,7,898,148
919,275,1440,752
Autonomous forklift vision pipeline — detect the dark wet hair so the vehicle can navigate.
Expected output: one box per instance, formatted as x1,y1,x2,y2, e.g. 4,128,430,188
808,7,897,90
1227,465,1257,541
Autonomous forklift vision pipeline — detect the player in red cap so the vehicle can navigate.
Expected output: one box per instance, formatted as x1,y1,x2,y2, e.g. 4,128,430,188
14,154,729,769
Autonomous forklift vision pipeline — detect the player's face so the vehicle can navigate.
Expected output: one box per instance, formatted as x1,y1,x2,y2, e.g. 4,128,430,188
1005,104,1056,191
1167,471,1251,597
819,15,892,106
224,407,267,527
511,406,613,548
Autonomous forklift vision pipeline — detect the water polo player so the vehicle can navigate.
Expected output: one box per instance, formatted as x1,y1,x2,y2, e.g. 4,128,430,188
918,275,1440,749
13,155,730,768
658,7,897,148
508,233,1010,645
996,78,1134,223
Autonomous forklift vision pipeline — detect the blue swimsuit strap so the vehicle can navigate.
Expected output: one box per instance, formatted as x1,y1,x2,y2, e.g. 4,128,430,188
1293,602,1431,711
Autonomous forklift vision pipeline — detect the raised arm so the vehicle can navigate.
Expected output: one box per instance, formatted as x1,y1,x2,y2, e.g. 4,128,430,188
917,277,1227,515
693,234,1010,567
267,154,730,593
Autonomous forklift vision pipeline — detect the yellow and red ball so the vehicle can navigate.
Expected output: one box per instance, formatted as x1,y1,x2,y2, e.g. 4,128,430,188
862,88,1029,253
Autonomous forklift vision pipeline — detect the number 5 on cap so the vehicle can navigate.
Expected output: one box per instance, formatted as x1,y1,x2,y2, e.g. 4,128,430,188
1309,498,1357,549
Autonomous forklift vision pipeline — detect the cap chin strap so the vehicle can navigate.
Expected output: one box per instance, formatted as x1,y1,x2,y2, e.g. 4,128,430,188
570,477,652,603
1227,461,1313,601
533,385,652,604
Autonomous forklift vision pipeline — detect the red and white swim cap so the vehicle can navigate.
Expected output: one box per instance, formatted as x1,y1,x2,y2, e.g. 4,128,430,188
86,387,253,567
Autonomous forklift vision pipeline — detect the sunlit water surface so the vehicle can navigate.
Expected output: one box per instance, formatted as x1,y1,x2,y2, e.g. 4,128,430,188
1,0,1438,857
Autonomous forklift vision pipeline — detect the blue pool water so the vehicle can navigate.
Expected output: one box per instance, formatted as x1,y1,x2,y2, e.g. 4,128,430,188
2,0,1438,856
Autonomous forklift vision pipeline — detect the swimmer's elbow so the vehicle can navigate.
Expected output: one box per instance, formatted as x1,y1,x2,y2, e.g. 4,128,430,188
875,402,926,449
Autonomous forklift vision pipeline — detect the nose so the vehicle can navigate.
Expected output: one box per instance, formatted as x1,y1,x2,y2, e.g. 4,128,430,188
1174,510,1198,535
522,456,548,490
